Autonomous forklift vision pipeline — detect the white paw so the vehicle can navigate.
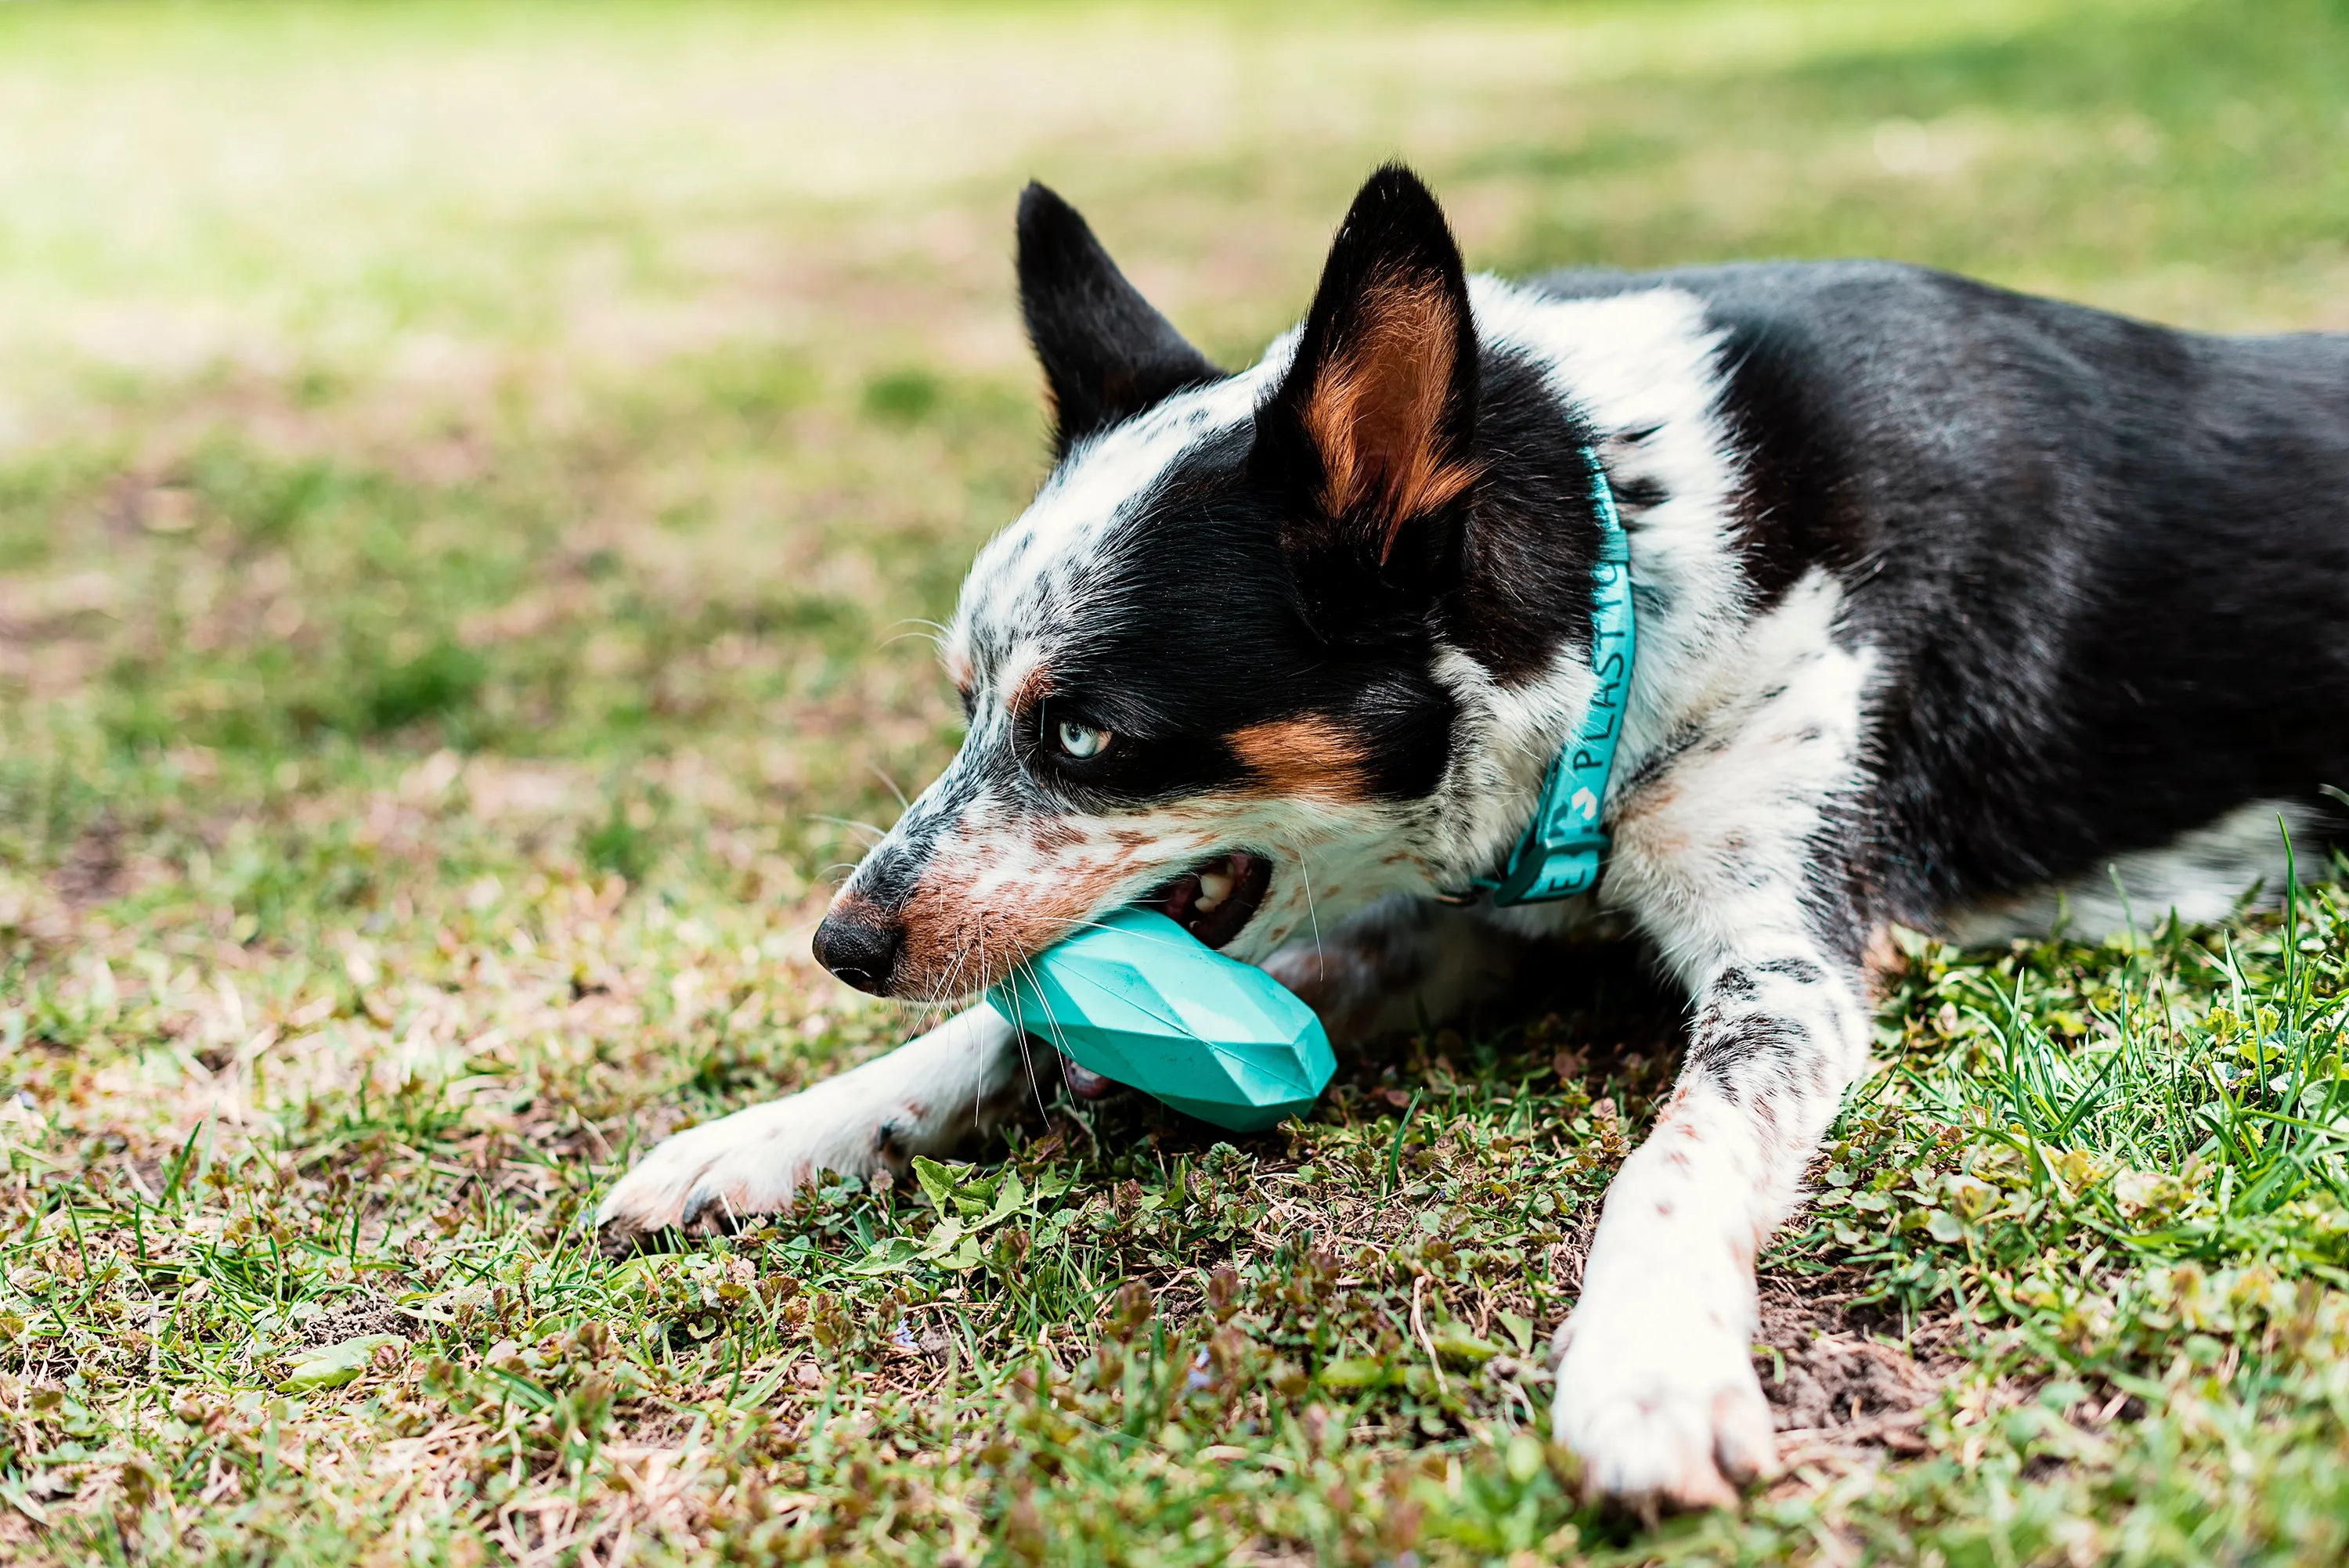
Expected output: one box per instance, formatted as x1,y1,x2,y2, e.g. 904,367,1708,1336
596,1007,1020,1246
1550,1281,1777,1510
595,1093,878,1244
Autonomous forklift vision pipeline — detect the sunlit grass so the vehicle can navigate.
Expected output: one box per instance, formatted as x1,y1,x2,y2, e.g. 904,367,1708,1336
3,0,2349,1562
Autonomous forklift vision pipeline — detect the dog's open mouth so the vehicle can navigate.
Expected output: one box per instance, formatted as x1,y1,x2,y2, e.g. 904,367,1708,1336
1055,850,1274,1103
1146,850,1272,950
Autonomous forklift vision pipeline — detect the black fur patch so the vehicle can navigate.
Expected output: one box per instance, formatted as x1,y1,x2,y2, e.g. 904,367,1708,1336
1754,957,1827,987
1692,1014,1802,1077
1441,348,1605,686
1036,425,1462,808
1017,183,1222,458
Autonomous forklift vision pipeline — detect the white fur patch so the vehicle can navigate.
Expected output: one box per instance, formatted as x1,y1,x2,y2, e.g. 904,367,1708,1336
1470,277,1754,744
595,1006,1027,1237
1943,796,2321,944
1604,568,1875,983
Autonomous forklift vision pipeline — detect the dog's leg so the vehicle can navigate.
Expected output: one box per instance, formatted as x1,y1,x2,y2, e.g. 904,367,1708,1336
1548,571,1878,1506
595,1004,1029,1244
1549,932,1867,1506
1262,896,1529,1044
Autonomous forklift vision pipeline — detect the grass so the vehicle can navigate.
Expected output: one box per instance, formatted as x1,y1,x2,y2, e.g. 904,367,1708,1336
2,0,2349,1560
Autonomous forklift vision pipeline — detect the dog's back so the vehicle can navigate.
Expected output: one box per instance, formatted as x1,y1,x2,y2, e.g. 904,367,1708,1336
1544,259,2349,928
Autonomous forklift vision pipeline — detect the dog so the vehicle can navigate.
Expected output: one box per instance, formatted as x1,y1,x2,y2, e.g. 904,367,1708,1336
597,164,2349,1506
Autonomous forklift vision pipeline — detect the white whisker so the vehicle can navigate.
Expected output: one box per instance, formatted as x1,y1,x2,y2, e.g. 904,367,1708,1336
810,814,889,847
868,766,911,812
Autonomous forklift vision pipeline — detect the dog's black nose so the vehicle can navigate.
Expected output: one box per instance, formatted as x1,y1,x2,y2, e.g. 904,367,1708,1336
813,908,903,995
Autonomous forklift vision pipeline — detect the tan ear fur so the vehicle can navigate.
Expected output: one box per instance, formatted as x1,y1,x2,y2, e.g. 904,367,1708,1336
1297,272,1478,561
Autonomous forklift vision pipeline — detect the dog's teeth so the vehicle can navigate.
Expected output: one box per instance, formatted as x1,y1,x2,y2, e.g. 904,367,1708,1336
1195,870,1234,910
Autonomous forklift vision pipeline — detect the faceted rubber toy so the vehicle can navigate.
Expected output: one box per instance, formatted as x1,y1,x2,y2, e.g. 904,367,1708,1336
984,907,1335,1132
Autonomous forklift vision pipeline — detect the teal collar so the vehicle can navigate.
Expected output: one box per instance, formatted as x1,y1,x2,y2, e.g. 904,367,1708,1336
1473,452,1636,907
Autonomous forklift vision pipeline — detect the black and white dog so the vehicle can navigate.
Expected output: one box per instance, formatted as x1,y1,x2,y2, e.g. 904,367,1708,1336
600,166,2349,1505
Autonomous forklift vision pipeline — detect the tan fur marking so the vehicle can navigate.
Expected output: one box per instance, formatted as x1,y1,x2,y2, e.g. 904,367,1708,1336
1009,661,1052,719
888,848,1150,998
1229,716,1376,802
1300,273,1478,555
824,888,890,928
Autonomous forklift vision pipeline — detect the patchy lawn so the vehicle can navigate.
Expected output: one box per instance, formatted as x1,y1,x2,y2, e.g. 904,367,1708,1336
3,0,2349,1561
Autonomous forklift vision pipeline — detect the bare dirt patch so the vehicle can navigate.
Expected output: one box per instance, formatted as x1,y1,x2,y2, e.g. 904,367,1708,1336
1755,1275,1963,1478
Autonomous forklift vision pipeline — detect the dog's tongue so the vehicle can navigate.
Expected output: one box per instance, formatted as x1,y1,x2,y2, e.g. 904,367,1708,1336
1059,1051,1120,1100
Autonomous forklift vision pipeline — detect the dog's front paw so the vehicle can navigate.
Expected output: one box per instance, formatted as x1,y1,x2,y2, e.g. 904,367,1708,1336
595,1094,869,1249
596,1005,1019,1253
1550,1285,1777,1511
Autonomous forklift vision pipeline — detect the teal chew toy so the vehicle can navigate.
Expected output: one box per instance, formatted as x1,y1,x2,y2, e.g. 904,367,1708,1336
983,907,1335,1132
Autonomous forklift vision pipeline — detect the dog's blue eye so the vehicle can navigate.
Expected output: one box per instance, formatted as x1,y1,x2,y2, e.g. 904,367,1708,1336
1056,719,1110,759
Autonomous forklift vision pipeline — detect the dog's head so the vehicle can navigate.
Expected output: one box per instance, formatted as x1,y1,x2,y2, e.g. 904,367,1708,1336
814,166,1585,1001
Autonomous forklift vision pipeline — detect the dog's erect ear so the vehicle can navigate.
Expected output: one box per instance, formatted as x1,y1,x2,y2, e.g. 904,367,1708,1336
1257,165,1478,622
1017,182,1221,458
